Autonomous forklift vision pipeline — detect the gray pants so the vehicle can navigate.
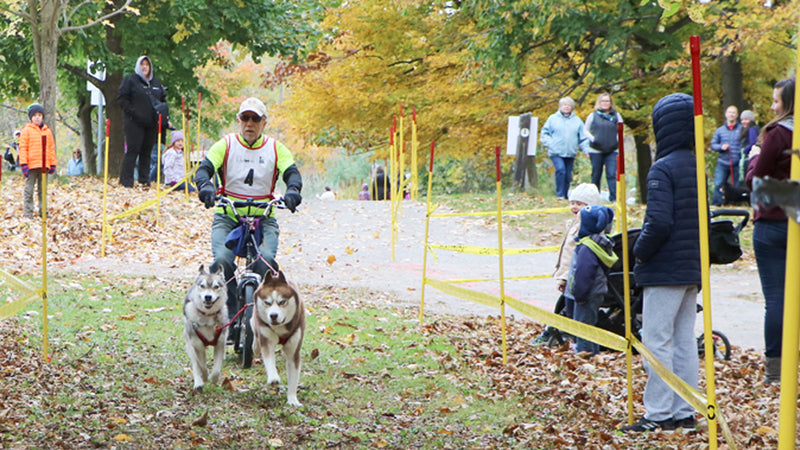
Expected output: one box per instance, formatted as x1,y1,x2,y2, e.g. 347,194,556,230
642,285,699,422
23,169,45,217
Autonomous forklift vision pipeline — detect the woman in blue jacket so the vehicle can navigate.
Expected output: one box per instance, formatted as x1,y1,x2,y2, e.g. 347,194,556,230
540,97,590,199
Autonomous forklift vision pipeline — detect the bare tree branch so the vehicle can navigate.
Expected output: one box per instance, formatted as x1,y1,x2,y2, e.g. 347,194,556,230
60,0,133,34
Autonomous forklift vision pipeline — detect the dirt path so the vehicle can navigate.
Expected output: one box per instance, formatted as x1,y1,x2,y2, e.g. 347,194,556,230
59,197,766,351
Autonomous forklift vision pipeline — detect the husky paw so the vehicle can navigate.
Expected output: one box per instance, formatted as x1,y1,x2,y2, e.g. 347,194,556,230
287,397,303,408
209,373,220,385
267,377,281,385
193,384,204,393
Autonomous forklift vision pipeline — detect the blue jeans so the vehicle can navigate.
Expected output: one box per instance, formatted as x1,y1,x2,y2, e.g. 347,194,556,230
572,295,604,354
590,152,617,202
753,220,788,357
711,160,738,206
550,155,575,199
210,213,280,319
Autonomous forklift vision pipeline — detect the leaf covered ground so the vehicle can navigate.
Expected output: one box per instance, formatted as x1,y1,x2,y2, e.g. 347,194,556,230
0,175,794,449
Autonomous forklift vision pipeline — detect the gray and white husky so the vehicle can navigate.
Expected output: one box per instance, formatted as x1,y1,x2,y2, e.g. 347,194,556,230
251,270,306,407
183,265,228,391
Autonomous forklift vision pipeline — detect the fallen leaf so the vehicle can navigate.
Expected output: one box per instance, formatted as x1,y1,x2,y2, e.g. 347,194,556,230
113,434,132,442
327,254,336,265
192,411,208,427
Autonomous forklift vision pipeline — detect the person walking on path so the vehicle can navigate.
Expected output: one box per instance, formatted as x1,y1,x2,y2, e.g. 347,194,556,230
621,93,701,433
194,97,303,321
745,76,795,385
117,55,168,188
18,103,57,218
584,93,623,202
738,110,759,184
67,148,84,176
710,105,743,205
540,97,590,199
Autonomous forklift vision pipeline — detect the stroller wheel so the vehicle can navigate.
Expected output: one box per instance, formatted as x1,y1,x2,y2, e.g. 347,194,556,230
697,330,732,361
546,331,569,348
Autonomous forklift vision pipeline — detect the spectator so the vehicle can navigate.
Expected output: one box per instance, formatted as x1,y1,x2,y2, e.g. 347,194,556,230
621,93,700,433
318,186,335,201
4,131,19,171
18,103,57,218
358,183,371,200
710,105,743,205
738,110,759,183
371,166,390,200
194,97,302,321
534,183,601,345
117,55,168,188
162,130,194,192
67,148,84,176
564,204,617,355
540,97,590,199
745,76,795,385
584,93,623,202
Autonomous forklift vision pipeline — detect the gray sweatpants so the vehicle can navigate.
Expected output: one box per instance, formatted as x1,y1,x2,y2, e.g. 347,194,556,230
641,285,699,422
23,169,44,217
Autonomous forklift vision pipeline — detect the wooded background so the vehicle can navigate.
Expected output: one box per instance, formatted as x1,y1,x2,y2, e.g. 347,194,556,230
0,0,797,199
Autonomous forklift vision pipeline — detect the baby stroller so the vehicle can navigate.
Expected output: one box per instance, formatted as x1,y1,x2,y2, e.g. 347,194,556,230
543,208,749,360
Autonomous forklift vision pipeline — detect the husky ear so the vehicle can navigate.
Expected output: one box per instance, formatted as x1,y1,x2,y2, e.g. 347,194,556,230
211,264,225,277
276,270,286,283
198,264,206,274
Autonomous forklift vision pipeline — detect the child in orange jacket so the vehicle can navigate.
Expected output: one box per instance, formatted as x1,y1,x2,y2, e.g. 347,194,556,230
19,103,57,218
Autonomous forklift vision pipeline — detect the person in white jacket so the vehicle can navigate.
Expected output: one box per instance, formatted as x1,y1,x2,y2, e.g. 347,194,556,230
540,97,590,199
162,130,194,192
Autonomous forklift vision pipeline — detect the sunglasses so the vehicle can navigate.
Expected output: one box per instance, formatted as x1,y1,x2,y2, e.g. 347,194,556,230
239,113,263,123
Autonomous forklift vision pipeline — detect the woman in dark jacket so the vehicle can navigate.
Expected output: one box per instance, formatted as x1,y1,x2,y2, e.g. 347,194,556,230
117,56,167,188
622,93,701,433
745,76,795,385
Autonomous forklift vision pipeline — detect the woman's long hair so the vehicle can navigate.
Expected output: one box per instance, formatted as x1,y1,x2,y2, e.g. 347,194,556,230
757,77,795,145
593,93,615,112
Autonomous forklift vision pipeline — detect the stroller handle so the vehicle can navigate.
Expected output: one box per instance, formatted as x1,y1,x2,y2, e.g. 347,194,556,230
710,208,749,235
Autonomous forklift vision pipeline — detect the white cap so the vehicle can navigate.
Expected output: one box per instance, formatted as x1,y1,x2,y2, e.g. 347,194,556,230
568,183,601,205
238,97,267,118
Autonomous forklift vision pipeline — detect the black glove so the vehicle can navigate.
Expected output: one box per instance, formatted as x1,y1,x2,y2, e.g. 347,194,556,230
283,187,302,213
198,183,216,209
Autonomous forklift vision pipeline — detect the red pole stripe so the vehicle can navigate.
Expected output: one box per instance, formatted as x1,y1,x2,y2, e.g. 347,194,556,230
429,142,435,173
690,36,703,116
105,118,110,136
495,146,501,182
617,122,625,178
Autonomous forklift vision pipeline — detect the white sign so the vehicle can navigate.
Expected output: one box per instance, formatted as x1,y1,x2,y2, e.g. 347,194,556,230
86,60,106,106
506,115,538,156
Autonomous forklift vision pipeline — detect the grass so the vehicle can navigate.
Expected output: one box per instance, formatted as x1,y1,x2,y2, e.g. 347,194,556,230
1,273,528,449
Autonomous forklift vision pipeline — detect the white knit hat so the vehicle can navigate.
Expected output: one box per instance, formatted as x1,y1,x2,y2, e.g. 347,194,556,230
568,183,601,205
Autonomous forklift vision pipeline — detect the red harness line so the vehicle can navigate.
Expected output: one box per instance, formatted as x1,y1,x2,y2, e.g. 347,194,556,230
194,302,251,347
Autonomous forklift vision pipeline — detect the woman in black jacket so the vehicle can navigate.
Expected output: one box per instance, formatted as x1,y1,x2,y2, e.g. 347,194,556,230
117,56,168,188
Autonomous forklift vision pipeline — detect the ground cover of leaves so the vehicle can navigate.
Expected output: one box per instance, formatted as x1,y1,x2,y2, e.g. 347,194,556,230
0,175,794,448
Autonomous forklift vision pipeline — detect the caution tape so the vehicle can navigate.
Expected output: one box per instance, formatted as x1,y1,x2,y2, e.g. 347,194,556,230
0,268,36,295
428,244,560,255
504,295,628,352
107,173,193,222
0,291,41,319
424,278,502,309
444,274,552,284
431,206,570,218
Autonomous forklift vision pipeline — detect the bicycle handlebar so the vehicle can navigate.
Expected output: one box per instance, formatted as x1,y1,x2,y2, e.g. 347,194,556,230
214,196,285,220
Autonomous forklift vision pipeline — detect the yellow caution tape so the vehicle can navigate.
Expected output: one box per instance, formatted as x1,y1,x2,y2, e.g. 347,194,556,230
504,295,628,352
0,268,36,295
429,244,560,255
424,278,502,309
445,274,552,284
0,291,41,319
107,172,193,222
431,206,570,218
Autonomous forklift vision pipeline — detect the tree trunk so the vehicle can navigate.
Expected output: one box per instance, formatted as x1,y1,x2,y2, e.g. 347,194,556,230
76,93,97,175
37,0,61,142
720,53,744,112
634,133,651,204
102,70,126,179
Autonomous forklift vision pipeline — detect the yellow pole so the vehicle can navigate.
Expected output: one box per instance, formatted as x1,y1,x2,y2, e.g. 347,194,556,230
411,106,418,201
156,115,162,227
390,119,397,261
420,142,435,325
617,123,635,425
494,146,508,365
399,105,405,216
196,93,202,173
777,33,800,449
182,96,189,201
101,119,110,257
39,136,49,362
690,36,718,449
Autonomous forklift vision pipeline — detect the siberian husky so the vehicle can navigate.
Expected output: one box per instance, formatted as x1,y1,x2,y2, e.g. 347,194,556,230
183,265,228,391
251,270,305,407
